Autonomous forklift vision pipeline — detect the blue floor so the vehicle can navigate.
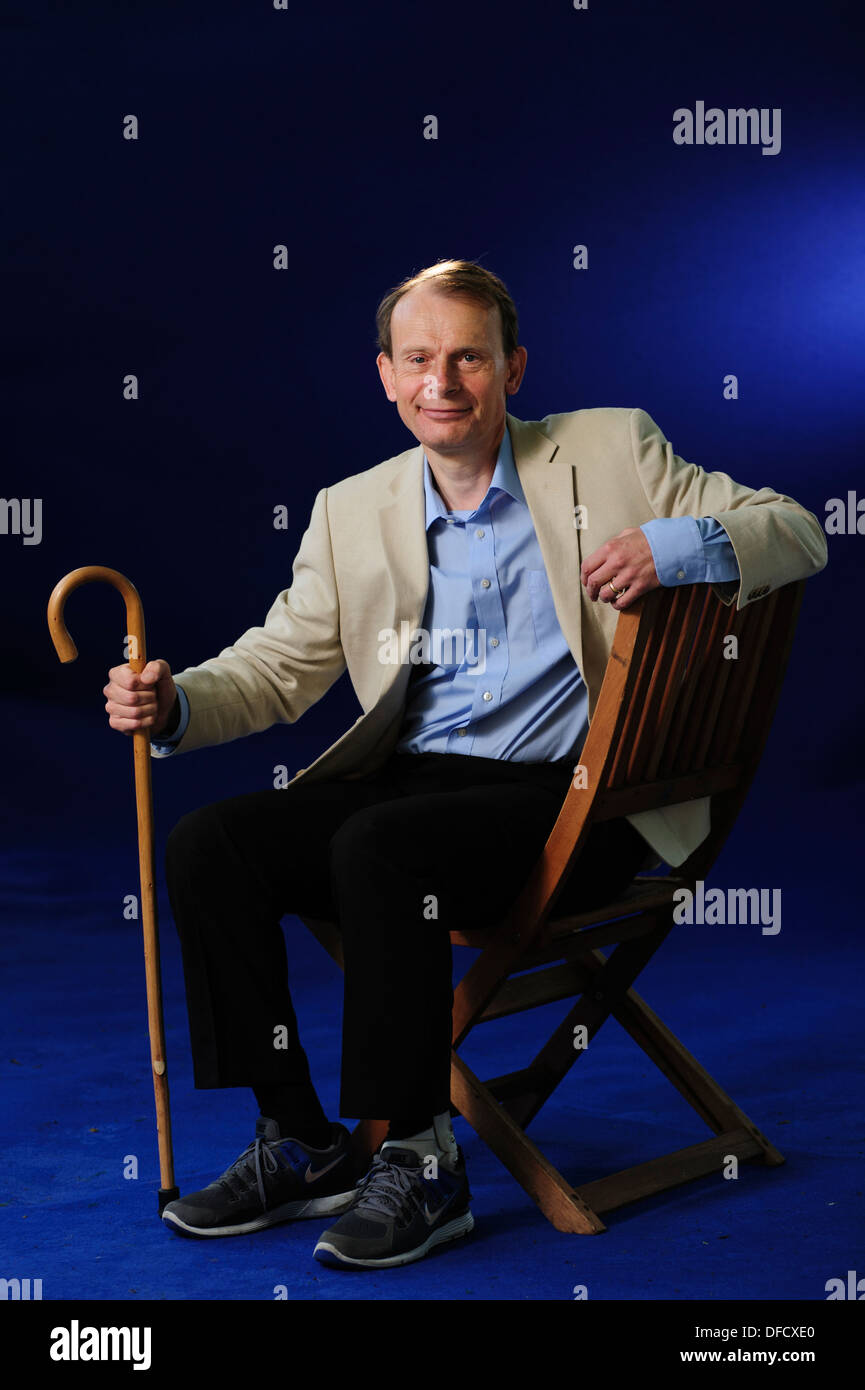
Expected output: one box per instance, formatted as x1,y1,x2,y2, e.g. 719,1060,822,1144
3,856,863,1301
3,705,863,1302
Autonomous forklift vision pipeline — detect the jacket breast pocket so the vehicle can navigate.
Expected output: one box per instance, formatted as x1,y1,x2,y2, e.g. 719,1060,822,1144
527,569,561,649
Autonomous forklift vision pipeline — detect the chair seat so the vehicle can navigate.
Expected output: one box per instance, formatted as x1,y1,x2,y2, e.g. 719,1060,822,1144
449,875,687,950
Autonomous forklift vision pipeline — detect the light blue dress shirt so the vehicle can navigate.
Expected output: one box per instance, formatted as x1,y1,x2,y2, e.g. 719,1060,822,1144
151,427,739,759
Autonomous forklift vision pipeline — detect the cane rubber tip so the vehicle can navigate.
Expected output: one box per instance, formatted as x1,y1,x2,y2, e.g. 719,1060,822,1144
158,1186,180,1215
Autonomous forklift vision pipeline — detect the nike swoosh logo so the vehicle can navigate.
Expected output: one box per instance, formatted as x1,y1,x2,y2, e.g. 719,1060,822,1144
423,1198,450,1225
304,1154,344,1184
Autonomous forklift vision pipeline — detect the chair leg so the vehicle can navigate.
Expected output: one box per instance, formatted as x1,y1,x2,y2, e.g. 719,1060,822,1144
450,1053,606,1234
577,1127,773,1216
511,917,676,1129
585,951,784,1162
450,916,782,1233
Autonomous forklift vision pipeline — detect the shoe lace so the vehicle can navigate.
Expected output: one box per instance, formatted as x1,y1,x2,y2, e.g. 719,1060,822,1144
217,1136,288,1212
351,1154,425,1221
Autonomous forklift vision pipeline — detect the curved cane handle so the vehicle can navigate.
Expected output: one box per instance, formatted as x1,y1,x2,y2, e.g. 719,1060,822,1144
47,565,147,672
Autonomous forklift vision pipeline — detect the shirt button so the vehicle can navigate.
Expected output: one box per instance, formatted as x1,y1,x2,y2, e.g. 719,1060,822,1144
457,727,468,737
481,578,491,589
677,569,685,579
490,637,500,647
476,528,485,538
482,691,493,702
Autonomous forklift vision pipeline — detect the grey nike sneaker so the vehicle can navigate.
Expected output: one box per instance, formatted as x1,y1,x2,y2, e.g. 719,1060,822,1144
313,1144,474,1268
162,1117,357,1238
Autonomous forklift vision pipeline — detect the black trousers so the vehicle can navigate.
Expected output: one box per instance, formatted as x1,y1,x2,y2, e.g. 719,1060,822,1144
164,750,649,1120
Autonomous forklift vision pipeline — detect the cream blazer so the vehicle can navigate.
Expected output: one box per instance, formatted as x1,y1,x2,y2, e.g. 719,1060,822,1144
155,407,827,865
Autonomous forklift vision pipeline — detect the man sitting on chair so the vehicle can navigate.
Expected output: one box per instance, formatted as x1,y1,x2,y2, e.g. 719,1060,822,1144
103,259,827,1269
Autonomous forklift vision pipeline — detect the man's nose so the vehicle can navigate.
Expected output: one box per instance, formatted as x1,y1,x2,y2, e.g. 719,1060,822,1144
427,359,462,395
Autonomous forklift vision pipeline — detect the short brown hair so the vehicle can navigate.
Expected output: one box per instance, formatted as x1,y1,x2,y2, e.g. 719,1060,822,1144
375,259,520,359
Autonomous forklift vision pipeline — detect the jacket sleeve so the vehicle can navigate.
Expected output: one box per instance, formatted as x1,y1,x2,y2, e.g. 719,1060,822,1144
628,408,828,608
154,486,347,755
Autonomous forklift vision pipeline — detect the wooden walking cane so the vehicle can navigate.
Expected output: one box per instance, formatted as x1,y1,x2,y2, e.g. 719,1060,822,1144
47,565,180,1216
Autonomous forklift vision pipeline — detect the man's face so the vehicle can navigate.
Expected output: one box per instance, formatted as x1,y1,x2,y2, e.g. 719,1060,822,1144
377,284,527,461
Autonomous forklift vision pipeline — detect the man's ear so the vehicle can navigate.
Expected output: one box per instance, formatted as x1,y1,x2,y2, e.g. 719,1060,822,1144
505,345,528,396
377,351,397,402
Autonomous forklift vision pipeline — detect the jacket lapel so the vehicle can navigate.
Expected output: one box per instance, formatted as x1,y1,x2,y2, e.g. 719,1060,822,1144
507,413,587,682
373,445,430,695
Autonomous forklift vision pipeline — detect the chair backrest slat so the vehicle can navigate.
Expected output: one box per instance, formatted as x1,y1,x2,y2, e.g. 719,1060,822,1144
711,589,779,765
605,609,668,788
619,586,690,785
702,600,755,767
642,584,707,782
691,599,746,770
656,589,716,777
671,597,736,773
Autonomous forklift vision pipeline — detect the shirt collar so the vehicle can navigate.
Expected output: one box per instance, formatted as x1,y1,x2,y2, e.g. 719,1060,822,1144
421,424,525,531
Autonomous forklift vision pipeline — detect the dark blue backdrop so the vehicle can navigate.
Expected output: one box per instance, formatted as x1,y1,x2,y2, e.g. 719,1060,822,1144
2,0,864,1309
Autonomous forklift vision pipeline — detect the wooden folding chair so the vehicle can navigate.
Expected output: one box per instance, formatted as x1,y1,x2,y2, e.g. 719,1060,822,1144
303,579,806,1233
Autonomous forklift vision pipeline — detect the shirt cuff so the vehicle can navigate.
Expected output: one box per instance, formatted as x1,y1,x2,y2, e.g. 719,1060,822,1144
150,684,190,757
640,516,740,586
